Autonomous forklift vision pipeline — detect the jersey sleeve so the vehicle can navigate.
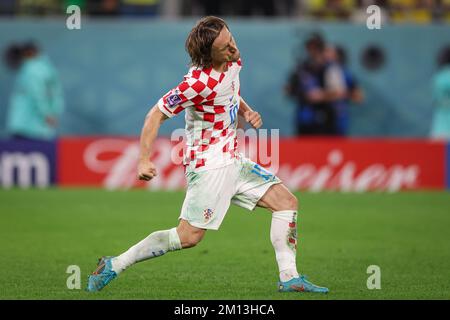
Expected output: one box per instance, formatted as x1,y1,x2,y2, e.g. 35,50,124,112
157,75,211,118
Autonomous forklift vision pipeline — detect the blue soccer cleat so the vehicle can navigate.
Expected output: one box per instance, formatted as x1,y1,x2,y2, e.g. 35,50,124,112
86,256,117,292
278,275,329,293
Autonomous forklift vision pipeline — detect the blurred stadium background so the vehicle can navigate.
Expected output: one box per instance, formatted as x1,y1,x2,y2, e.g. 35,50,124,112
0,0,449,300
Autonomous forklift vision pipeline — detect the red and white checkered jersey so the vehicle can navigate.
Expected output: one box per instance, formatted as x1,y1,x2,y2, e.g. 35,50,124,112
157,59,242,172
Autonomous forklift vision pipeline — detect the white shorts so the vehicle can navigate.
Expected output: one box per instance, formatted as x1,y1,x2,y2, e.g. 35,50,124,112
179,156,281,230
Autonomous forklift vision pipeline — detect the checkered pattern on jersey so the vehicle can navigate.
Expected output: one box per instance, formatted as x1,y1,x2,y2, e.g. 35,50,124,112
158,60,242,170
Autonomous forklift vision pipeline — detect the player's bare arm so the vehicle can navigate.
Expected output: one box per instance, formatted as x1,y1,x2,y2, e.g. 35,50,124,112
137,105,168,181
239,97,262,129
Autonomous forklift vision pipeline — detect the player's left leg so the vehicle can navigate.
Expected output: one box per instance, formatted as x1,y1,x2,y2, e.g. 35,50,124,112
86,220,206,292
86,226,183,292
257,183,329,293
110,219,205,274
87,163,235,292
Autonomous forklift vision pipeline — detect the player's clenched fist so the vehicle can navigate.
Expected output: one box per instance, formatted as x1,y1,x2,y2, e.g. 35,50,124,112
244,111,262,129
137,160,158,181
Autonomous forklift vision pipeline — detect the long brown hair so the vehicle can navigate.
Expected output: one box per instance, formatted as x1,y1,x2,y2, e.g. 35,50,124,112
185,16,229,68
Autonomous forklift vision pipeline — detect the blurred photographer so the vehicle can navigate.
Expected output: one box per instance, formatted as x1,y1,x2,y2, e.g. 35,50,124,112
4,42,64,141
324,45,364,135
430,46,450,140
286,33,346,135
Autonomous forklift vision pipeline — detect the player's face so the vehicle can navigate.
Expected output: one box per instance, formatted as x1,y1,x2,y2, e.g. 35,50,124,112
211,27,240,65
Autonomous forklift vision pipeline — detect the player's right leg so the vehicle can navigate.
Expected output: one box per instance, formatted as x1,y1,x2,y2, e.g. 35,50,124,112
86,220,205,292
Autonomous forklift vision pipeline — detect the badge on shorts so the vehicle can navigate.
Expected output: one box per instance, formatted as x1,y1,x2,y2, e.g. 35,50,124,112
203,208,214,222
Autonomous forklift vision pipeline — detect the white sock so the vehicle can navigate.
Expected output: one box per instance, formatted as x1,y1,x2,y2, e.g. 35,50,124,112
111,227,182,274
270,210,299,282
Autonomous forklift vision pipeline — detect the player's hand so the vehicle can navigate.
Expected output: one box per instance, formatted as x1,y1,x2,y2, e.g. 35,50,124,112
244,111,262,129
137,160,158,181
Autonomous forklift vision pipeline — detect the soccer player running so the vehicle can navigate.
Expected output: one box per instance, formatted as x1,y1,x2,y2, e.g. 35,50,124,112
87,16,328,294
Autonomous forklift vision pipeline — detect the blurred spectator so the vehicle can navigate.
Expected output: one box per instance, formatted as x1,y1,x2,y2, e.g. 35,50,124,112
4,42,64,141
0,0,16,15
306,0,355,20
324,45,364,135
85,0,119,16
286,33,345,135
336,46,364,104
120,0,160,16
430,46,450,139
239,0,276,16
1,0,447,22
187,0,281,16
194,0,224,15
17,0,61,15
389,0,435,23
64,0,86,10
444,0,450,23
4,44,23,70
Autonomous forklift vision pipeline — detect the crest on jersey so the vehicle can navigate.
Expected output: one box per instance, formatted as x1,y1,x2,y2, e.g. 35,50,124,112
167,94,182,107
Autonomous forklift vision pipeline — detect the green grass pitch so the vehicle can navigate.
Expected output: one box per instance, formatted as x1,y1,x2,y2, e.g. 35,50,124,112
0,189,449,300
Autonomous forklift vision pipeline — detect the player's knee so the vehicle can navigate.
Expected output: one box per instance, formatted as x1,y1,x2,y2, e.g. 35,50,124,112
182,235,202,249
284,193,298,211
177,219,206,249
180,231,204,249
